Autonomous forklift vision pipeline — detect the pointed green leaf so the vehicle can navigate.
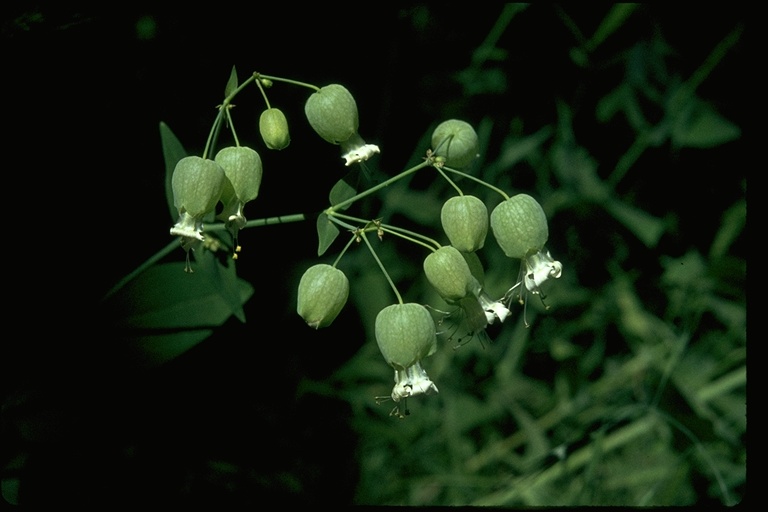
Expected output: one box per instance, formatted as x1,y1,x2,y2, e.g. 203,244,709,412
317,212,340,256
193,248,254,323
224,65,238,98
329,171,358,210
160,122,188,222
108,261,252,329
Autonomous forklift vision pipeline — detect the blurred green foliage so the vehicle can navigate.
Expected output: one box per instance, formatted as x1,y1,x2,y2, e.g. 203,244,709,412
294,5,746,506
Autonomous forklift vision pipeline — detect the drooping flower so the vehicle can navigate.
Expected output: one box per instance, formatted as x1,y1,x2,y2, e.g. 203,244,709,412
490,193,563,321
375,303,438,418
304,83,380,167
423,245,511,346
170,156,225,244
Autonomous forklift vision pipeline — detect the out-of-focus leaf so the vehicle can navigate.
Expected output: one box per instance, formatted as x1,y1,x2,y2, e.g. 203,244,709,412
383,188,442,226
490,126,553,178
160,122,188,222
455,67,508,96
604,198,666,248
570,4,638,67
317,212,340,256
710,198,746,260
596,84,629,123
107,261,253,330
124,329,214,369
672,100,741,149
586,4,638,51
551,142,607,201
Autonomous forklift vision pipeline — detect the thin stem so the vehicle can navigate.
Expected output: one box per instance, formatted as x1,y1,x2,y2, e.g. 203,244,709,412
330,211,441,250
101,240,179,302
202,74,259,158
204,213,307,232
254,72,320,92
254,78,271,109
202,108,225,159
379,225,440,252
225,107,241,147
329,160,432,213
442,166,510,200
360,231,403,304
436,166,464,196
332,234,358,268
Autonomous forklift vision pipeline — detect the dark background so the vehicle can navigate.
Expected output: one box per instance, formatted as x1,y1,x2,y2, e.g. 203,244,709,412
3,4,749,507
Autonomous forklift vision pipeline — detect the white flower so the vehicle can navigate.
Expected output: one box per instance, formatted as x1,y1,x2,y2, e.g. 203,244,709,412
379,361,438,418
170,211,205,241
523,249,563,295
391,362,439,402
340,132,380,166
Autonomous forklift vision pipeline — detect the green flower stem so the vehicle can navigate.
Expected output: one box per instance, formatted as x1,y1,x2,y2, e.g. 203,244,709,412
379,225,440,252
329,211,441,251
436,165,464,196
442,165,509,200
254,72,320,92
202,73,260,158
332,233,358,268
224,107,241,147
328,160,432,213
101,239,179,302
204,213,307,232
360,231,403,305
202,108,225,160
254,77,272,109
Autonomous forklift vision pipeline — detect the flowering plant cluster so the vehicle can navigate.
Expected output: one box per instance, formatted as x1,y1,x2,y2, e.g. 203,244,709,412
166,68,562,418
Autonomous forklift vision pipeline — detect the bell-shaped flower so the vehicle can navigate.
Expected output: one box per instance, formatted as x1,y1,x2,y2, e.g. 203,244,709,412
304,83,379,167
424,245,511,346
170,156,225,242
214,146,263,255
490,193,563,319
374,303,438,418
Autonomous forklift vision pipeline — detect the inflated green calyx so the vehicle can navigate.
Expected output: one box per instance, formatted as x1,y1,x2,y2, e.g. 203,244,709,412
297,264,349,329
304,84,359,144
431,119,479,168
490,193,549,259
259,108,291,150
214,146,263,203
171,156,225,217
423,245,476,302
440,195,488,253
375,303,437,370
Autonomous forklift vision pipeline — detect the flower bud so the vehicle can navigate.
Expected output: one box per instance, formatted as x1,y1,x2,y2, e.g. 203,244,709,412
259,108,291,150
304,84,359,144
297,264,349,329
440,195,488,252
423,246,476,302
431,119,479,168
171,156,225,218
375,303,437,370
214,146,263,203
490,193,549,259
